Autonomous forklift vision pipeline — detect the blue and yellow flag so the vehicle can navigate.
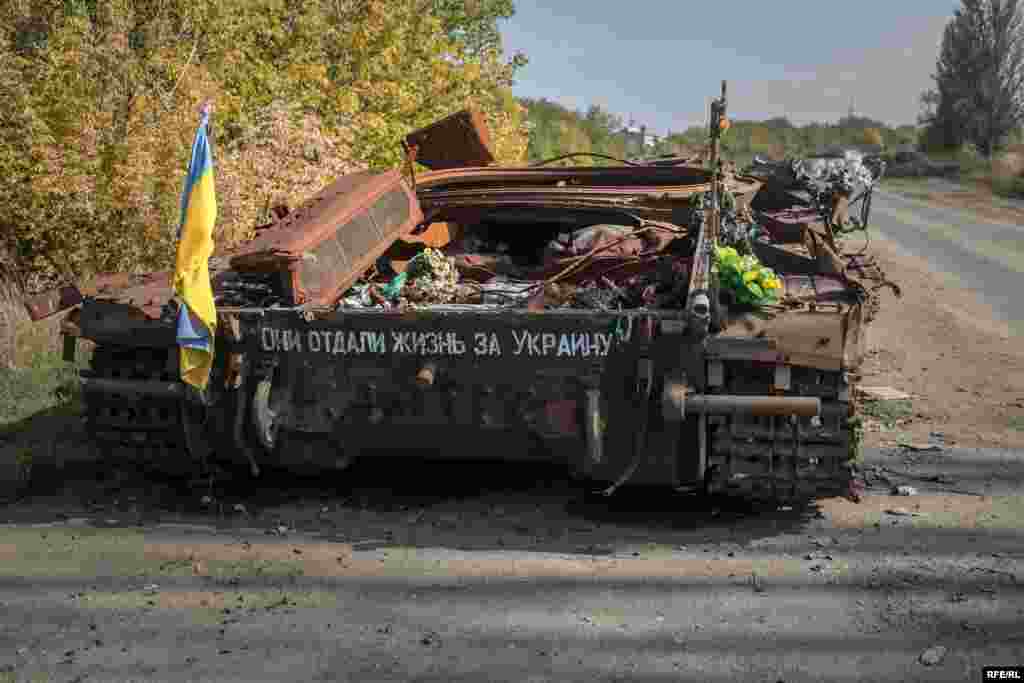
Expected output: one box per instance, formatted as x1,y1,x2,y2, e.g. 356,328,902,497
173,108,218,390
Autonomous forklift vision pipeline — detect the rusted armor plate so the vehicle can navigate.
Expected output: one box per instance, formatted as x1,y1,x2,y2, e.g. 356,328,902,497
404,109,495,170
230,170,423,307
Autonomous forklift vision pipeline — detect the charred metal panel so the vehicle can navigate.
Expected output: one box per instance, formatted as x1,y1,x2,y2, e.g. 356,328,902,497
842,303,868,370
706,337,784,364
79,300,177,348
404,109,495,170
416,165,752,190
416,168,760,225
30,271,178,323
24,285,83,321
244,308,647,372
780,274,857,304
764,310,849,371
231,170,422,306
756,207,819,243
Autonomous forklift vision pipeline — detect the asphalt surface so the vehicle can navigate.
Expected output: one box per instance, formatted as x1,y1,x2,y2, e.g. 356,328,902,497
871,189,1024,327
2,446,1024,683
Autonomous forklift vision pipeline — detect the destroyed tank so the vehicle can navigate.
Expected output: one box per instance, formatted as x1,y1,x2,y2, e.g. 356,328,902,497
31,84,895,502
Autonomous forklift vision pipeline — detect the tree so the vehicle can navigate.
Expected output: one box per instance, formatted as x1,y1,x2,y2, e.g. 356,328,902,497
0,0,529,294
863,128,884,148
922,0,1024,156
432,0,516,57
580,104,624,160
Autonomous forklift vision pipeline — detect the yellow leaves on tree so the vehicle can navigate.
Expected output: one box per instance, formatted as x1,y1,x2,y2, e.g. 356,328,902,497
0,0,528,289
862,128,884,148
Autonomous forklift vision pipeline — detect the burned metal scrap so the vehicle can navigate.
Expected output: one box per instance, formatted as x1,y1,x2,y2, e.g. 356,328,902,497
229,169,423,307
49,94,901,506
329,218,696,313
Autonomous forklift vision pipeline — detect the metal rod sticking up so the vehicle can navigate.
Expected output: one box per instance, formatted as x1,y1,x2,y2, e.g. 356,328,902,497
686,80,728,338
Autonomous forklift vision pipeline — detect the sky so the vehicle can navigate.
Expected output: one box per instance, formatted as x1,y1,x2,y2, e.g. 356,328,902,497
499,1,959,133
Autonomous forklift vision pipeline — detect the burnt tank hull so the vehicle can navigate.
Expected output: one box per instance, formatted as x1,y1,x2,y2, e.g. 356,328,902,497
48,104,892,502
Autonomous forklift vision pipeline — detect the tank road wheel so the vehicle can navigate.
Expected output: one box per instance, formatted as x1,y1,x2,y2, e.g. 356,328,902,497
250,373,356,476
250,376,280,454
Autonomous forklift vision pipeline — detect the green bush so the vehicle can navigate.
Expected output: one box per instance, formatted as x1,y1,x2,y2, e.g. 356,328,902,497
0,350,84,432
990,173,1024,198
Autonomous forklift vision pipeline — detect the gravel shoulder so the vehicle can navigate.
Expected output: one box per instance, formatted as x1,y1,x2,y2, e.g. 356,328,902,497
856,222,1024,450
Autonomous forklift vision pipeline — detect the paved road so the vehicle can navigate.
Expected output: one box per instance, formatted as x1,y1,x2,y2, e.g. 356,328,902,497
872,190,1024,327
2,451,1024,683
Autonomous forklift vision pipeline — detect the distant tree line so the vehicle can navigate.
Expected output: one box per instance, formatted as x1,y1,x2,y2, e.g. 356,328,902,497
521,98,681,164
522,98,917,166
920,0,1024,156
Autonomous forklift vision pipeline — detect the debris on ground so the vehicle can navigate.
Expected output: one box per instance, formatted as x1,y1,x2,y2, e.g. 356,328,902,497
892,485,918,496
847,478,865,502
897,443,944,453
883,507,925,517
859,386,912,401
918,645,948,666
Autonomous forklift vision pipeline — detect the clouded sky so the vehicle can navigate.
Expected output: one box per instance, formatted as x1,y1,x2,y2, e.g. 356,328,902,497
499,1,957,132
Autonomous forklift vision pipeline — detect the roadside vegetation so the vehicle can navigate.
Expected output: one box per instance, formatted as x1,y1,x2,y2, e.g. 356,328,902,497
915,0,1024,199
0,0,530,375
522,97,915,168
0,0,530,348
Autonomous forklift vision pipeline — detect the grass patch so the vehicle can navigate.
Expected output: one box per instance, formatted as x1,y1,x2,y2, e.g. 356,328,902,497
0,673,50,683
0,528,319,581
858,496,1024,531
0,350,83,435
825,495,1024,531
861,399,914,429
0,527,147,578
1009,416,1024,432
203,557,306,583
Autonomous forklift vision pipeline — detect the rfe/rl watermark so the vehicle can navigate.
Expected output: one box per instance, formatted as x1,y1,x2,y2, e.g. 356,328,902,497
984,667,1024,680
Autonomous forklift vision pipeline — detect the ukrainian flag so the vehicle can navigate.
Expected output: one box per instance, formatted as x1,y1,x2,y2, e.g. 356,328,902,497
173,108,217,390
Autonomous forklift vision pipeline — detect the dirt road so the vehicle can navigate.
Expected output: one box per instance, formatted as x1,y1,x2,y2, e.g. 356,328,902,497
872,189,1024,326
859,191,1024,449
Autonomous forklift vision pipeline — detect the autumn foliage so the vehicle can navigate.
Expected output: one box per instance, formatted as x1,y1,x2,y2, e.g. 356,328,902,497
0,0,529,291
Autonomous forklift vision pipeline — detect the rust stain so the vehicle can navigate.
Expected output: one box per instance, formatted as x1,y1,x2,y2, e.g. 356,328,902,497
230,169,423,307
404,108,495,170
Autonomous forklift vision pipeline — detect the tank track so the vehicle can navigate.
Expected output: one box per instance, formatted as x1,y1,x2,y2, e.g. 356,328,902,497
705,360,858,504
83,344,207,479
